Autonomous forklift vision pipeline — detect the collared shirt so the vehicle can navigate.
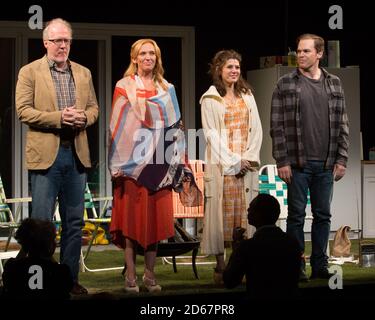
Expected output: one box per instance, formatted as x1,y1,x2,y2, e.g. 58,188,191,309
47,57,76,110
270,68,349,169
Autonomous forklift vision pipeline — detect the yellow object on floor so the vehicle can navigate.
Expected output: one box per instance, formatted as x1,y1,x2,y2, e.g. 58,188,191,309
82,222,109,245
55,221,109,245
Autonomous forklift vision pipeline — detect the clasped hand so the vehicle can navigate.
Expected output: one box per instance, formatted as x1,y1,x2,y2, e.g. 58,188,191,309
236,160,253,178
61,106,87,129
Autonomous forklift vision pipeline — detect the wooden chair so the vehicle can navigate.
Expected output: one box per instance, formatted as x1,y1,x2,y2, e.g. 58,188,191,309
159,160,204,279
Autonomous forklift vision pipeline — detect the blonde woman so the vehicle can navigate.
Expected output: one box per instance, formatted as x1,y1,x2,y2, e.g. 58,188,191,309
109,39,192,293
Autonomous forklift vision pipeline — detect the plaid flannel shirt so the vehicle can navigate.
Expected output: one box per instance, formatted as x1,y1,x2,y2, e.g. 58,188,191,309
270,68,349,169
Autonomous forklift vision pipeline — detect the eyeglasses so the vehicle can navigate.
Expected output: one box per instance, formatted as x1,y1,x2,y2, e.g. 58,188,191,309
48,39,72,46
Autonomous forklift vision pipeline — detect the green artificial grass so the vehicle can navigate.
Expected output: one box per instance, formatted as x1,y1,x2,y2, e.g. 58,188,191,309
71,239,375,299
76,248,231,298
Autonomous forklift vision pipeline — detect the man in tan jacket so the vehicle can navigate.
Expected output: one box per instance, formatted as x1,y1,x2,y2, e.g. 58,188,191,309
16,18,99,295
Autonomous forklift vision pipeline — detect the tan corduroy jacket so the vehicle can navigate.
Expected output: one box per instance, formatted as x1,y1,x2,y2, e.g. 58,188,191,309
200,86,263,255
16,56,99,170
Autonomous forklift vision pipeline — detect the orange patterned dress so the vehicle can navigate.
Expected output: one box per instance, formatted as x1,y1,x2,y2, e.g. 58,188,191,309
222,98,250,241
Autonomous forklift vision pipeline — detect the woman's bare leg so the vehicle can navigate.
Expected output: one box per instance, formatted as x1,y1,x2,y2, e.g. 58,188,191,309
124,238,137,281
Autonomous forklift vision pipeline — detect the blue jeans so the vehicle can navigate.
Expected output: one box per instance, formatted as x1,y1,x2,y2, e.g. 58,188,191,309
287,161,333,272
30,145,86,282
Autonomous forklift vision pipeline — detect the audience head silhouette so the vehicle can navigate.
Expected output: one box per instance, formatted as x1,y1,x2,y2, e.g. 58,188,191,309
15,218,56,259
247,194,280,228
2,218,73,299
224,193,300,298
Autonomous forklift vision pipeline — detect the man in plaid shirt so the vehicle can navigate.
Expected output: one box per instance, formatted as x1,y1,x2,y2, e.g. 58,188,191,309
16,18,99,295
270,34,349,281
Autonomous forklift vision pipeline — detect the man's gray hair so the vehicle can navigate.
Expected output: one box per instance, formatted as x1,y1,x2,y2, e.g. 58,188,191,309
43,18,73,40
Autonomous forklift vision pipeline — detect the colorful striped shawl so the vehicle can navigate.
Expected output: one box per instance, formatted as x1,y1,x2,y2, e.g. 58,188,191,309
108,75,187,191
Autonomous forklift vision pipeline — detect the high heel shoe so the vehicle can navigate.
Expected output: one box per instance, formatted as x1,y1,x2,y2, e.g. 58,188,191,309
142,274,162,293
124,276,139,293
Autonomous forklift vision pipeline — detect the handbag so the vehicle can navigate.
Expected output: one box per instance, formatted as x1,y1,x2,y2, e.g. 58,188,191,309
331,225,351,257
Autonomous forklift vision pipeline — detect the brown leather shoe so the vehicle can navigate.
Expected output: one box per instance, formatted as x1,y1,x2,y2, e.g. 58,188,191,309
71,282,88,295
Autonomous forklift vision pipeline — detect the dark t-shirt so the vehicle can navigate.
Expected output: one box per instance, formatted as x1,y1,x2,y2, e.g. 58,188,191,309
299,72,329,161
223,226,300,298
2,257,73,299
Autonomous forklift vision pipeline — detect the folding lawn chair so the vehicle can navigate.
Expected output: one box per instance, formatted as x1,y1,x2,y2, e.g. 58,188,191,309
258,164,329,257
53,183,117,272
0,175,31,280
80,183,120,272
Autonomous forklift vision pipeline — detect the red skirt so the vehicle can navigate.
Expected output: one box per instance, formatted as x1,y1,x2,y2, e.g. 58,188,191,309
110,177,174,249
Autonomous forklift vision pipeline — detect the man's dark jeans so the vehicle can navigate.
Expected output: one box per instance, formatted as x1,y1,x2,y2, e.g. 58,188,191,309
30,145,86,281
287,160,333,272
